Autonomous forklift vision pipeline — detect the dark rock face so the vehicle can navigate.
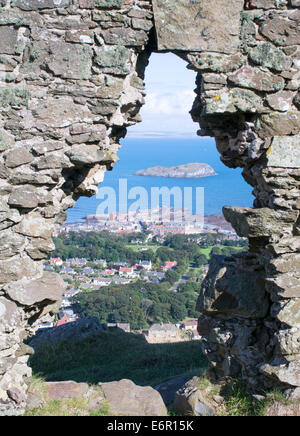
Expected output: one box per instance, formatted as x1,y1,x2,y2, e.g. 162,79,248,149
0,0,299,415
197,254,269,319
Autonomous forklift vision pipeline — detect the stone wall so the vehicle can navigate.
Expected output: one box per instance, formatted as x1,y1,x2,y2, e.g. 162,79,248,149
0,0,299,415
0,0,155,415
189,1,300,396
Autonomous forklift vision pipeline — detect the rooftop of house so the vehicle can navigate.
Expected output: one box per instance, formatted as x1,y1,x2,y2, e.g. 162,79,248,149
119,267,133,272
182,320,198,326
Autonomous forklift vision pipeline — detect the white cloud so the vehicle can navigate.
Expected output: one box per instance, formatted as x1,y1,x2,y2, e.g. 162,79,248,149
142,90,195,116
128,53,198,137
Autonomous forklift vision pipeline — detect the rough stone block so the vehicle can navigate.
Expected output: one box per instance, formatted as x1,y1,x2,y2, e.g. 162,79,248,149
100,379,168,416
4,271,66,306
0,131,15,152
35,153,71,170
249,42,292,72
266,91,294,112
197,254,269,319
245,0,288,8
266,135,300,168
272,299,300,328
65,144,110,166
79,0,124,8
276,328,300,356
47,42,92,80
186,52,245,73
32,98,94,128
0,297,21,330
0,26,18,55
266,273,300,299
265,402,300,417
46,381,89,400
152,0,244,53
65,30,93,45
257,112,300,138
228,66,285,92
94,46,131,75
268,253,300,275
5,147,33,168
0,55,18,72
173,377,215,416
223,206,298,238
261,359,300,388
8,186,39,209
203,88,265,115
15,211,54,239
14,0,70,10
260,16,300,47
0,229,24,260
101,27,148,46
0,255,40,285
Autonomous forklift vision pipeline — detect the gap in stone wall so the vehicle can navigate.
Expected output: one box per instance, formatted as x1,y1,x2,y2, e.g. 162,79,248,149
67,52,254,224
26,52,254,386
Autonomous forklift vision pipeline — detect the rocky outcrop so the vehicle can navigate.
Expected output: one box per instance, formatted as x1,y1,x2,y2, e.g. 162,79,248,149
99,379,168,416
0,0,299,415
173,376,216,416
26,378,167,416
265,402,300,417
26,380,107,415
134,163,216,178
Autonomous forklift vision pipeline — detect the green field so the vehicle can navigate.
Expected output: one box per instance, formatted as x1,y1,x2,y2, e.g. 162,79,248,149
127,244,244,258
199,245,244,259
126,244,161,253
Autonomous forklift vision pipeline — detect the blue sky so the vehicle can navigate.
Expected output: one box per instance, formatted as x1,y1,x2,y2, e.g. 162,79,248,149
127,52,198,138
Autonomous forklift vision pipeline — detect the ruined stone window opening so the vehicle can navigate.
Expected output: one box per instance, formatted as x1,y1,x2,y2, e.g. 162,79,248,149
1,0,300,416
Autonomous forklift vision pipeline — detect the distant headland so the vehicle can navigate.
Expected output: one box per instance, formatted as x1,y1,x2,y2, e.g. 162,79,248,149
134,163,217,178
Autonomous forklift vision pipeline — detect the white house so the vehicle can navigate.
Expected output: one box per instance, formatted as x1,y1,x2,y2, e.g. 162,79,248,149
119,267,134,277
93,278,112,287
137,260,152,271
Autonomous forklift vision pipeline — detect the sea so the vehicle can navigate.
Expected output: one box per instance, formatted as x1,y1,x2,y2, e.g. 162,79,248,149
66,137,254,223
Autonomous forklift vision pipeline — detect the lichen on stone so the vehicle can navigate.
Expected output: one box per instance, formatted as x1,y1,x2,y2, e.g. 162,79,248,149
0,87,31,107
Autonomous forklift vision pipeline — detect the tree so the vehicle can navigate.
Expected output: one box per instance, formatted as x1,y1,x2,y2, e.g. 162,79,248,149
140,298,154,321
194,254,208,267
170,300,187,322
164,270,180,285
210,246,223,256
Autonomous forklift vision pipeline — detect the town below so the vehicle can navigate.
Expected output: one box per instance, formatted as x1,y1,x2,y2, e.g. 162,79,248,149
37,208,247,338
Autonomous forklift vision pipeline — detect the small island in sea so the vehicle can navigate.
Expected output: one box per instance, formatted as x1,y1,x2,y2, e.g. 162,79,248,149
134,163,217,179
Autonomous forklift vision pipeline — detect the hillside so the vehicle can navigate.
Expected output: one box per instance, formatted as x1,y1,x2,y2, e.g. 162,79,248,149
26,326,294,416
28,327,208,387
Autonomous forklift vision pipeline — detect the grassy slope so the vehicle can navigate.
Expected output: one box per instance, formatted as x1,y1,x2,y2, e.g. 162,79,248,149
29,330,208,387
27,330,292,416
